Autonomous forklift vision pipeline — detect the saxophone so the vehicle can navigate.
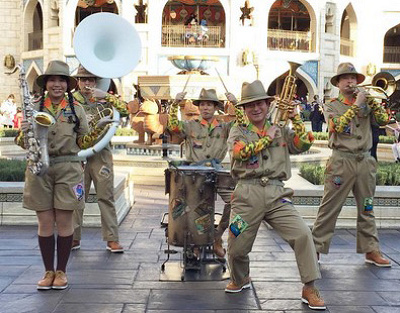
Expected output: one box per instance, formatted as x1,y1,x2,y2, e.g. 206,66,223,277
10,65,55,176
273,61,302,127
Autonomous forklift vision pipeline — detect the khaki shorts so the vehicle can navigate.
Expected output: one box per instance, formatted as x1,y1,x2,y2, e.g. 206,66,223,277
23,162,85,211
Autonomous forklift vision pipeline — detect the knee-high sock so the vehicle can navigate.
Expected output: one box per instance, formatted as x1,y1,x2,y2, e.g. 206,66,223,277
38,234,55,272
56,234,73,272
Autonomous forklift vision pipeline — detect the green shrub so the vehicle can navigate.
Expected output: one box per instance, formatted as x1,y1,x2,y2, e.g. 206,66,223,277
0,159,26,181
114,128,135,136
0,128,19,137
300,162,400,186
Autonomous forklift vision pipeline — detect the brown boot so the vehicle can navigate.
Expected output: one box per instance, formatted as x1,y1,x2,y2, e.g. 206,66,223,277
37,271,55,290
365,251,391,267
71,240,80,251
106,241,124,253
52,270,68,290
302,286,326,310
213,238,226,258
225,277,251,293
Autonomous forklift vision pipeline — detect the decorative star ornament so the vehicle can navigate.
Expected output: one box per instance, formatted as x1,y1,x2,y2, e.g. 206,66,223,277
240,0,254,26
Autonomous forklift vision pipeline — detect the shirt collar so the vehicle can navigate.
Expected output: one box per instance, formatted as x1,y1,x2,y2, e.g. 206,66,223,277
338,93,355,105
246,119,271,136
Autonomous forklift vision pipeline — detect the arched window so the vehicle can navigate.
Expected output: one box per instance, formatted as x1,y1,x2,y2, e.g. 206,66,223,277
267,0,313,52
28,3,43,51
162,0,226,48
383,24,400,64
75,1,118,26
340,4,357,57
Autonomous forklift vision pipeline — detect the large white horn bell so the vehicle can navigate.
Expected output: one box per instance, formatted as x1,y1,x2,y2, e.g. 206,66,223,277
73,12,141,78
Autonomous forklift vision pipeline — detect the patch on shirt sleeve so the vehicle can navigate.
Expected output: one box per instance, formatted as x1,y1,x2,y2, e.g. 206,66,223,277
72,182,84,201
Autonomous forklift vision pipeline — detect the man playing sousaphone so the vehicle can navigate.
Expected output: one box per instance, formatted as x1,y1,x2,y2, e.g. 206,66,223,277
168,88,238,258
71,65,129,253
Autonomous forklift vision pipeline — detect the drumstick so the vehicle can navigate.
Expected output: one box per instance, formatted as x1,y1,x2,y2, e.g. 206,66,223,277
182,74,191,93
215,68,229,94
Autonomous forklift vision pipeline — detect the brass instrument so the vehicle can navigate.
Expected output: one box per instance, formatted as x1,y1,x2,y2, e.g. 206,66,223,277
351,72,396,101
273,61,302,127
7,65,55,176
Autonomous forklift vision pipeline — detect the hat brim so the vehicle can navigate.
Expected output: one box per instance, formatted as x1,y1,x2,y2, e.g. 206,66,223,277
193,99,223,106
36,75,78,90
74,73,98,78
330,73,365,86
237,94,274,107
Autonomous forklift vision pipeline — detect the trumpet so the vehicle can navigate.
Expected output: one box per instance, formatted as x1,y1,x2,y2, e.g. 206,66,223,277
350,72,396,101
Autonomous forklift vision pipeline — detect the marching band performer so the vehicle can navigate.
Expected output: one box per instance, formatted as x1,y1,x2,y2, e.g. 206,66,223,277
312,63,391,267
226,80,325,310
71,65,129,253
168,88,238,258
16,60,90,290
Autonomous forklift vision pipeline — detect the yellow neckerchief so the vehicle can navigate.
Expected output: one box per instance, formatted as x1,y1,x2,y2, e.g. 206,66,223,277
200,117,220,133
44,95,68,115
338,93,355,106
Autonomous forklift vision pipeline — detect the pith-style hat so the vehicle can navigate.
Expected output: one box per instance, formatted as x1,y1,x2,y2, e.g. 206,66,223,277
193,88,223,106
330,62,365,86
74,64,98,79
237,80,274,107
36,60,77,90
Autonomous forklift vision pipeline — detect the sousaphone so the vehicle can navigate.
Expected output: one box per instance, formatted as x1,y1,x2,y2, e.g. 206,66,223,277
73,12,142,158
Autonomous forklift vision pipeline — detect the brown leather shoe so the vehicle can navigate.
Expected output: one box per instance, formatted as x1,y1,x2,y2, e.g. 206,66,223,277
52,270,68,290
302,286,326,310
106,241,124,253
71,240,81,251
37,271,55,290
225,277,251,293
365,251,391,267
213,238,226,258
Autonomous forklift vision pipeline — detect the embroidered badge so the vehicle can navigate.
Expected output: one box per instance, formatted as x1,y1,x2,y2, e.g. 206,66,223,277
332,176,342,188
195,214,212,234
281,198,292,204
229,214,248,237
246,155,259,169
363,197,374,215
99,165,111,178
73,182,84,201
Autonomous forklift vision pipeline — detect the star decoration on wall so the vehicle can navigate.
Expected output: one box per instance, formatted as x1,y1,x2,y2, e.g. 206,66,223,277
240,0,254,26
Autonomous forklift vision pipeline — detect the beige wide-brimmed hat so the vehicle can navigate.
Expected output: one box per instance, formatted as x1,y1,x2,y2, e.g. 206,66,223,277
36,60,77,90
237,80,274,107
193,88,223,106
74,64,98,79
330,62,365,86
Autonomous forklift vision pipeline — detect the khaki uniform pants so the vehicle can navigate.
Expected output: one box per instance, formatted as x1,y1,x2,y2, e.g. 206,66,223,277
73,149,119,241
228,182,320,285
312,153,379,254
215,188,232,239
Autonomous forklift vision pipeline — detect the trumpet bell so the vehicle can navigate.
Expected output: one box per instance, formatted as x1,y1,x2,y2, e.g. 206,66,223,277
73,13,142,78
372,72,396,97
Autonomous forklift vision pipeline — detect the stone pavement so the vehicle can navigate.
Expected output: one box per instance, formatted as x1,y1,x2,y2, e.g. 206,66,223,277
1,182,400,313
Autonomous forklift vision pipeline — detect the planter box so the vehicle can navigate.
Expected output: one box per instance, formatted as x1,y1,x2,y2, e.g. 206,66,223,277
0,170,134,226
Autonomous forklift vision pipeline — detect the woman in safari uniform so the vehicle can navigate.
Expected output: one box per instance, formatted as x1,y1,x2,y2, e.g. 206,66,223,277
16,60,96,290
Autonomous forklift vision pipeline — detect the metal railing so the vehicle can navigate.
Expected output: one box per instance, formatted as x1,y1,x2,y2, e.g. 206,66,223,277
267,29,312,52
161,25,223,48
383,46,400,63
340,37,354,56
28,31,43,51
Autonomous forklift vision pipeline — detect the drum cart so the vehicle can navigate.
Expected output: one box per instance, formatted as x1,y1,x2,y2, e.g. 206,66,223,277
159,165,229,282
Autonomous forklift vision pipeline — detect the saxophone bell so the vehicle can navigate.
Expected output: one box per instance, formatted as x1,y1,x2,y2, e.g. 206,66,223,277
33,111,55,127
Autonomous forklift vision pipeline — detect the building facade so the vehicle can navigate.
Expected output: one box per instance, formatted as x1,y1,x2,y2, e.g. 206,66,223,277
1,0,400,105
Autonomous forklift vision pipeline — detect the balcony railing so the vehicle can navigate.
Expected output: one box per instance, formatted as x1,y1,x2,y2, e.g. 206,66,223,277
28,31,43,51
384,46,400,63
340,37,354,56
162,25,223,48
268,29,312,52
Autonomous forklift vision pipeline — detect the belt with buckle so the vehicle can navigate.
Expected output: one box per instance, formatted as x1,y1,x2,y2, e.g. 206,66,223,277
49,155,86,166
238,177,284,187
333,150,370,162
